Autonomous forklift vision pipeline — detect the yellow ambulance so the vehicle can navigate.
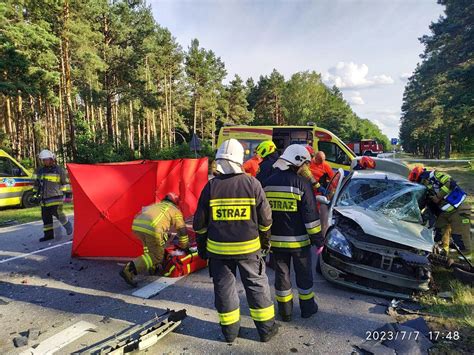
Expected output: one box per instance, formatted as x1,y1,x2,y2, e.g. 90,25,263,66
217,125,356,173
0,149,36,208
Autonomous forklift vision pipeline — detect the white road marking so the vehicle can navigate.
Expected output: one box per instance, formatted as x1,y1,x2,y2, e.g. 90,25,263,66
0,214,74,233
132,276,184,299
0,241,72,264
19,321,96,355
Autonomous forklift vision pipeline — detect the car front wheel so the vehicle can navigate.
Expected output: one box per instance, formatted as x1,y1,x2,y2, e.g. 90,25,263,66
21,190,38,208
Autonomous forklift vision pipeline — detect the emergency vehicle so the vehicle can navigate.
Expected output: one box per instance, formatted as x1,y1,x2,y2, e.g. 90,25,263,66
217,125,356,172
347,139,383,156
0,149,36,208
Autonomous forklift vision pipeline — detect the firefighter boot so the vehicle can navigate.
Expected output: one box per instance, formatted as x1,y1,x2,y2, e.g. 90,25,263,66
39,235,54,242
64,221,73,236
301,301,318,319
260,323,280,343
120,262,138,287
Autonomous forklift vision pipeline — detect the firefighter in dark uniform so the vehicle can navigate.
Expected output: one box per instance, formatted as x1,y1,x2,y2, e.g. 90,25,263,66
33,149,73,242
194,139,279,343
255,140,279,184
263,144,323,321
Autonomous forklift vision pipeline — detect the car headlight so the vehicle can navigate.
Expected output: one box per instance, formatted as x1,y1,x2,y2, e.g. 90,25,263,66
326,228,352,258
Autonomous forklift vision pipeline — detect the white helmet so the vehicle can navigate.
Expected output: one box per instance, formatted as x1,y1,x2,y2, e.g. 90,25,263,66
216,139,244,165
274,144,311,170
39,149,55,160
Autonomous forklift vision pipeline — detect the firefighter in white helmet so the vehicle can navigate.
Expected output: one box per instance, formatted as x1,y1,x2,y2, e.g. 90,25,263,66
193,139,278,343
33,150,73,242
262,144,323,321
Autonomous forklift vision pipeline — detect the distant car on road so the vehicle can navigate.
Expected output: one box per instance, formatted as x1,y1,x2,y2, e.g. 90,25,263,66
317,169,435,299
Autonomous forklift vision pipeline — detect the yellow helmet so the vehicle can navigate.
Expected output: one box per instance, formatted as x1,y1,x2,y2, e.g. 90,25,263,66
255,140,277,158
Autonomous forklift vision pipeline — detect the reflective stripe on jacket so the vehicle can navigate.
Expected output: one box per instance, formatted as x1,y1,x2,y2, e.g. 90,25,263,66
193,173,272,259
132,201,187,242
33,165,69,205
263,169,321,252
422,170,467,213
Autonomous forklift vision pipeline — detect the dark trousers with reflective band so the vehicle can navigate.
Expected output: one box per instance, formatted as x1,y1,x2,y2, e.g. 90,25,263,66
209,256,275,341
132,231,166,275
436,201,472,252
273,248,315,317
41,204,70,238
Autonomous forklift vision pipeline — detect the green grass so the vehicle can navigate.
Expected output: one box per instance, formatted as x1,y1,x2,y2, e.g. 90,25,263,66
421,267,474,328
0,204,74,225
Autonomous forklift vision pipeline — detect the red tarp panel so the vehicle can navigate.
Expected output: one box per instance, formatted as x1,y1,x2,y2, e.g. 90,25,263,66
68,158,208,258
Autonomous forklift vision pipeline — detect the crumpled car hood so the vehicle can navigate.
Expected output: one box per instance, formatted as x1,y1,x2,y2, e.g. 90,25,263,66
335,205,434,252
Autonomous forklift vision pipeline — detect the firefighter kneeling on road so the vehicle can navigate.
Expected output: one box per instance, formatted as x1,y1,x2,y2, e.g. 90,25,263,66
409,166,472,258
120,193,189,287
263,144,323,322
193,138,278,343
33,149,73,242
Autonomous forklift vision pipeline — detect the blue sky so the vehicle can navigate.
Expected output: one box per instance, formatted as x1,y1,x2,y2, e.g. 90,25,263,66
149,0,444,139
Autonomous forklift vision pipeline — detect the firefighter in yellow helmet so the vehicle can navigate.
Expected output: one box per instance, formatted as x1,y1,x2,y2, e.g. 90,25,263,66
193,138,278,343
409,166,471,256
120,193,189,287
255,140,279,184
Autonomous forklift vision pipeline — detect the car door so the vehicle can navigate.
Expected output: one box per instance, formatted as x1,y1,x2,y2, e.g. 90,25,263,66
318,168,345,237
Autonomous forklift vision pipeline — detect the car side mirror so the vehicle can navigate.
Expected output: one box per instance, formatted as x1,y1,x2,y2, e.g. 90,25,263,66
316,195,330,205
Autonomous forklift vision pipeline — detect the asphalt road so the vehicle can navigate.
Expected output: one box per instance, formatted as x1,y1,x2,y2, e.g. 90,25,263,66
0,219,393,354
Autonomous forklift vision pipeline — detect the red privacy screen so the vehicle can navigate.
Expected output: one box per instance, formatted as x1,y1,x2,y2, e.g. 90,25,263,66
68,158,208,258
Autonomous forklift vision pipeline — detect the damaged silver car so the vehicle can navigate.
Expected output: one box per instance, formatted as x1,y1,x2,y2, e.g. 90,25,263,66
317,169,435,299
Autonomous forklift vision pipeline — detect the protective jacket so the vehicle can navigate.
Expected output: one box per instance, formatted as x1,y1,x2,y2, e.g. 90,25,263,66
256,152,279,184
309,161,334,187
131,200,189,274
193,173,272,259
263,169,322,252
243,156,262,177
33,165,69,206
132,200,188,248
420,170,466,213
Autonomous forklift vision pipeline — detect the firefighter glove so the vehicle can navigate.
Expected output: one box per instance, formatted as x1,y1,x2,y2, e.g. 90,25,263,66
310,233,324,248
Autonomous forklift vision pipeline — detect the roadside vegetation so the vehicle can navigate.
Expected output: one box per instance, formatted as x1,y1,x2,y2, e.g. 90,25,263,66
399,0,473,159
1,1,388,168
0,204,74,226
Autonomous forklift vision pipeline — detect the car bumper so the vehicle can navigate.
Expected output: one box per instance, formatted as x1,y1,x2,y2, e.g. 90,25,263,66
320,252,430,299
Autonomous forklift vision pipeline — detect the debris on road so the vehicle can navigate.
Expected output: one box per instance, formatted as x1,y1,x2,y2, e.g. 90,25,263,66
13,336,29,348
0,298,9,305
84,309,187,354
27,328,40,341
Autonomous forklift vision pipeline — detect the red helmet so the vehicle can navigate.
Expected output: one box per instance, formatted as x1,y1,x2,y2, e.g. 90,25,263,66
165,192,180,205
359,156,376,169
408,166,424,182
305,145,315,157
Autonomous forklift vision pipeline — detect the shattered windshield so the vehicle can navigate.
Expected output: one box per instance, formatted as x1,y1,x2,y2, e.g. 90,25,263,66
336,179,426,223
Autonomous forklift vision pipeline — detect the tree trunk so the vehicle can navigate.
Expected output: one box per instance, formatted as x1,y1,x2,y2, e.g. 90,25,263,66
61,0,76,160
193,95,197,134
4,95,13,139
15,94,23,159
444,131,450,159
129,98,134,151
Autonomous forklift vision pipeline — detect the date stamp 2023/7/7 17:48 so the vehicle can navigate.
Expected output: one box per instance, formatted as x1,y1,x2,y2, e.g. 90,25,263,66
366,330,461,342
